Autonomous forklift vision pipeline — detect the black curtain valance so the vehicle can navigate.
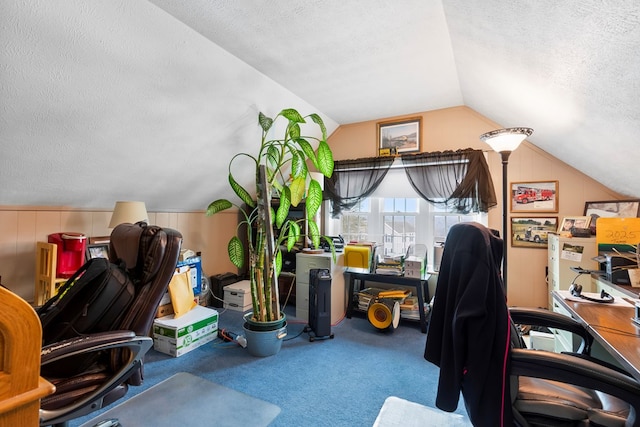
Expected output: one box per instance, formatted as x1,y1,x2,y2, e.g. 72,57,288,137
324,156,394,217
400,149,497,213
325,148,497,216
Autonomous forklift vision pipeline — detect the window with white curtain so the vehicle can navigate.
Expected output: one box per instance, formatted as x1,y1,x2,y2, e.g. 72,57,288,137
325,163,487,269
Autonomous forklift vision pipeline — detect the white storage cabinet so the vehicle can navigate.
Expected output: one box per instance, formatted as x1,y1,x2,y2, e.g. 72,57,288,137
295,252,345,324
547,233,598,352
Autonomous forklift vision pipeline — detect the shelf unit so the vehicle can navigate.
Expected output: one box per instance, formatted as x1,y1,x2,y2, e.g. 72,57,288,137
346,271,429,333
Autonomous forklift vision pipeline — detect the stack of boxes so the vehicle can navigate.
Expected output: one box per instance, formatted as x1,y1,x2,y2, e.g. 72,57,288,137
152,253,220,357
404,256,425,279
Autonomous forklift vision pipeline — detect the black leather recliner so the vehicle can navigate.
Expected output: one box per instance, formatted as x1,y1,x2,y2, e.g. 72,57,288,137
39,222,182,427
425,222,640,426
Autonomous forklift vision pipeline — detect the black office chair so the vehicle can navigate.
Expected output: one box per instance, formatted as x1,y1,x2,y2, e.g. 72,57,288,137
39,222,182,427
425,222,640,427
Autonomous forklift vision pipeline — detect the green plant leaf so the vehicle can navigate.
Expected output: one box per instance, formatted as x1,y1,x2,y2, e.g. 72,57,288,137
206,199,232,216
305,179,322,218
316,141,334,177
296,138,318,169
308,219,320,249
270,177,283,195
269,206,276,225
309,113,327,140
286,221,301,251
289,177,306,206
280,108,305,123
288,122,301,140
290,150,306,179
266,145,280,168
275,188,290,228
258,112,273,132
274,248,282,277
229,174,256,208
320,236,336,261
228,236,244,268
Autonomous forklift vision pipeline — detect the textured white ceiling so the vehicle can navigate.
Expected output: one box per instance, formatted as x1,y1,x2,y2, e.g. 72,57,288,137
148,0,463,124
1,0,640,211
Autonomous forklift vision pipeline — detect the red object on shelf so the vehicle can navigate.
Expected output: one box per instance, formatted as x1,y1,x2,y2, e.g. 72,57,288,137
48,232,87,278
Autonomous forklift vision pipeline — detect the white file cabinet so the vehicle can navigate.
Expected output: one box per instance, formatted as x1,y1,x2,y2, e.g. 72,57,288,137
548,233,598,352
548,234,598,309
295,252,345,324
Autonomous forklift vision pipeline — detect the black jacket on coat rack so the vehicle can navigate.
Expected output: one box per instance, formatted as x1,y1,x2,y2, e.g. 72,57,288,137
424,222,512,427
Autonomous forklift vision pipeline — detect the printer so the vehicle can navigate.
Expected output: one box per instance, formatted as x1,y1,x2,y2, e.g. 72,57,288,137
595,253,637,285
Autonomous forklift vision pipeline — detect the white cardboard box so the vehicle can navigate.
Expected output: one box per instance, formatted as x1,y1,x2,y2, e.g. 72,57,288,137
224,280,252,312
153,305,218,357
404,256,425,279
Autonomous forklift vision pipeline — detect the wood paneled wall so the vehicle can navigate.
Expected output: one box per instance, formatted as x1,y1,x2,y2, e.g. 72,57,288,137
0,208,239,303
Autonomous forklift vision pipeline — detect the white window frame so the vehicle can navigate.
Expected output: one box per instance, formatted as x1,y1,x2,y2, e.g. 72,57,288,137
323,169,487,270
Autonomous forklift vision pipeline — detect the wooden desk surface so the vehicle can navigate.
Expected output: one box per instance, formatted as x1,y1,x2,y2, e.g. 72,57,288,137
552,290,640,382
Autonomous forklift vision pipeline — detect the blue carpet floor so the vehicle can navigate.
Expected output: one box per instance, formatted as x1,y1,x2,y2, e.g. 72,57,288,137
71,304,470,426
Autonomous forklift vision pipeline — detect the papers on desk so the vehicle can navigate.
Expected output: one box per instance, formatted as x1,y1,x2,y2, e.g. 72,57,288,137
558,290,636,307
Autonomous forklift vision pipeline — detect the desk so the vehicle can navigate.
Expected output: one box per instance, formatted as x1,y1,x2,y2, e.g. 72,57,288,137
346,271,429,333
552,290,640,382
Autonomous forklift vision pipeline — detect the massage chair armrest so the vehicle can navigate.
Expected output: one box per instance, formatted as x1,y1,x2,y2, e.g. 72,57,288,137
511,348,640,424
40,332,153,426
509,307,593,353
41,330,140,364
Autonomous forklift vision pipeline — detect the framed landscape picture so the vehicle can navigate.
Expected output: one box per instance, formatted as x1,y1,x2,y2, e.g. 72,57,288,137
511,217,558,248
510,181,559,213
377,117,421,154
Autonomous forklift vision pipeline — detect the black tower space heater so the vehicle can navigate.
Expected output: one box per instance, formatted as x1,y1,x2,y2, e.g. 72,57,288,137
307,268,334,341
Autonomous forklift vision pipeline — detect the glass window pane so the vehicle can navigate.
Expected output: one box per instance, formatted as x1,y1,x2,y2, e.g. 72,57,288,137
434,215,446,241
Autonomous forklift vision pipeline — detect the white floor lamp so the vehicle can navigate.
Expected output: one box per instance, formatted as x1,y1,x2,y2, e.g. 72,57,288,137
480,127,533,292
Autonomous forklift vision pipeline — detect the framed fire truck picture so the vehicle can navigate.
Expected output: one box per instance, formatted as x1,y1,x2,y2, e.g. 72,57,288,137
511,217,558,248
510,180,559,213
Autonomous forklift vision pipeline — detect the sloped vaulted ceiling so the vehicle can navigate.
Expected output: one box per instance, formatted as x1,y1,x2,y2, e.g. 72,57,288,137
1,0,639,211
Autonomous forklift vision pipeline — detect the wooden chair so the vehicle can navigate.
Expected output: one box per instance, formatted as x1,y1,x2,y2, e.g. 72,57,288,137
0,286,55,426
35,242,65,306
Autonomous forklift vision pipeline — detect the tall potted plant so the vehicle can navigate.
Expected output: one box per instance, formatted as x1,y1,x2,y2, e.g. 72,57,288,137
206,108,334,356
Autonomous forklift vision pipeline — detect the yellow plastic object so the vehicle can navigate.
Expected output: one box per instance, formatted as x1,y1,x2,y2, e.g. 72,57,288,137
344,245,371,270
367,298,400,330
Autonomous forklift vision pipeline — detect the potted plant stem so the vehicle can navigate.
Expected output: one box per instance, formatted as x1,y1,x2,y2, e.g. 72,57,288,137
206,108,335,355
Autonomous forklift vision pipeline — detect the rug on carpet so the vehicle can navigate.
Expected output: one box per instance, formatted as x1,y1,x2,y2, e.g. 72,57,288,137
373,396,472,427
80,372,281,427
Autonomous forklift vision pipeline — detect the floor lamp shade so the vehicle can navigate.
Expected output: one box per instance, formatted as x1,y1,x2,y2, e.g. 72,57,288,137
109,201,149,228
480,127,533,153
